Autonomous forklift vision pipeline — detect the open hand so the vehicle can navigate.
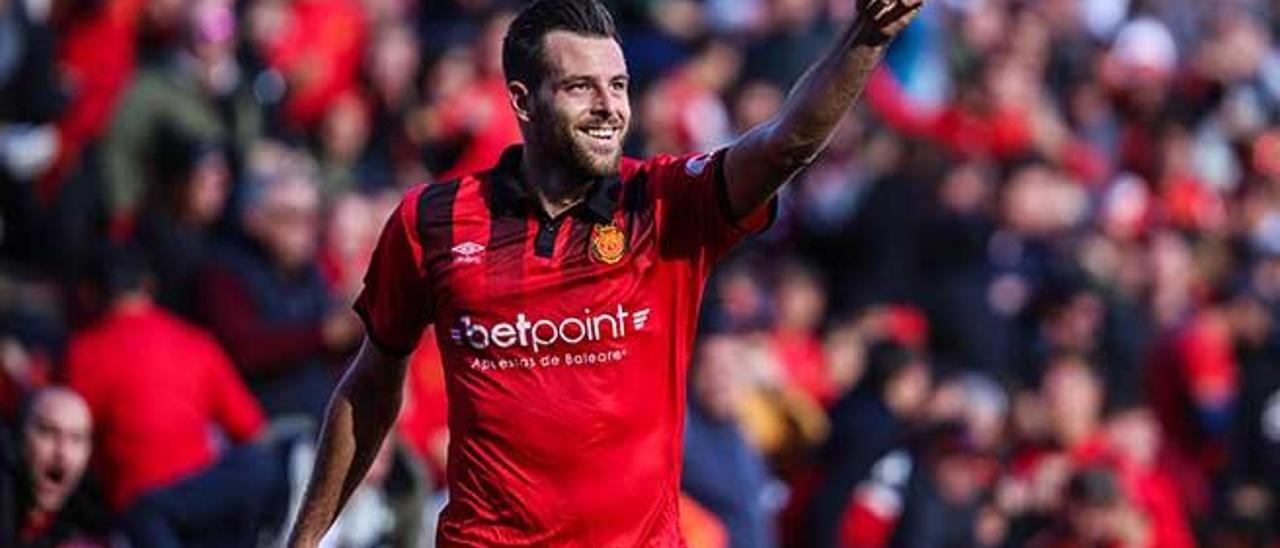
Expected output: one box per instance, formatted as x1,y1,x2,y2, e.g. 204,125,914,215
858,0,925,43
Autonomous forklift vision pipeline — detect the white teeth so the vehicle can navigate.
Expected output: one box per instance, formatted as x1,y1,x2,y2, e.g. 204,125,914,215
584,128,616,140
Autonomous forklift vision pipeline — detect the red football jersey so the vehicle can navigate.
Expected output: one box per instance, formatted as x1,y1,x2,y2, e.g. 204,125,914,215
355,145,772,546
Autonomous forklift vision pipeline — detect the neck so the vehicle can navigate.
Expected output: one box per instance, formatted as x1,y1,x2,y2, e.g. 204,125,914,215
521,146,592,219
114,293,152,313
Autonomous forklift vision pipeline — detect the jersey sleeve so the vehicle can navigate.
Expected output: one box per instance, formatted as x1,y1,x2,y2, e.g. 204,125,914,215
646,148,776,267
353,186,434,357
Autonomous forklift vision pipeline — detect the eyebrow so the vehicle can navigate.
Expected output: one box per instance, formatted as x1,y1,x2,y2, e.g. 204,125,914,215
557,73,629,85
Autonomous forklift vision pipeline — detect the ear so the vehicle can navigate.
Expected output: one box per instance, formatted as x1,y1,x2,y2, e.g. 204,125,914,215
509,81,533,123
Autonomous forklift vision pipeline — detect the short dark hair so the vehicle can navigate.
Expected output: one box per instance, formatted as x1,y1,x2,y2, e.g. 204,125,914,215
502,0,619,90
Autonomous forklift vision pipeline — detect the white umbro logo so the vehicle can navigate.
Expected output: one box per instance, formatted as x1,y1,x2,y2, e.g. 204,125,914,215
452,241,485,264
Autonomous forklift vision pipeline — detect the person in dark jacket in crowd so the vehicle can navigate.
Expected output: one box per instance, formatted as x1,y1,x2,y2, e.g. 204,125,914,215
683,334,782,548
132,125,232,318
805,339,932,547
196,167,362,422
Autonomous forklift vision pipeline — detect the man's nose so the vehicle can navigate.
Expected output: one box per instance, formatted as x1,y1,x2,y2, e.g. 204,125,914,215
592,86,620,117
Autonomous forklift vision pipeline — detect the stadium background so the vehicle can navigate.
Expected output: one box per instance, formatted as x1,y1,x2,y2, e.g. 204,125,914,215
3,0,1280,545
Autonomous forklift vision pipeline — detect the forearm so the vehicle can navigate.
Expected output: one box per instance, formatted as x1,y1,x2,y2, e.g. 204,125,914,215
288,340,407,547
773,22,890,166
725,0,924,219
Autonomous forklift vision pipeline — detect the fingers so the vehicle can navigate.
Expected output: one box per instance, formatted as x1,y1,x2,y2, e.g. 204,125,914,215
881,3,923,34
873,0,895,19
869,0,923,27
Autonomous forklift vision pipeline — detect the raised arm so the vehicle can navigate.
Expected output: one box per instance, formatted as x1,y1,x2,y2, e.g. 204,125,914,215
723,0,924,220
286,338,409,548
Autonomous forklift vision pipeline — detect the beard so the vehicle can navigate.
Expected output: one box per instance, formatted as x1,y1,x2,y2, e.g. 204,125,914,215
534,108,626,180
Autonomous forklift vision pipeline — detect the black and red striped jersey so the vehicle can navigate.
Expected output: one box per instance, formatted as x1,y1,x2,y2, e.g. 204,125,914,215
355,145,773,546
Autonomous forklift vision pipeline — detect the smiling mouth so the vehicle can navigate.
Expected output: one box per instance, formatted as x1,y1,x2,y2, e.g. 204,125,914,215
579,126,621,143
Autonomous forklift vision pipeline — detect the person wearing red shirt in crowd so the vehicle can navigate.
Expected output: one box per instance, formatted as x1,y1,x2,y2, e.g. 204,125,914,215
64,247,299,547
287,0,925,545
64,247,266,513
427,10,524,183
1144,306,1240,516
768,261,837,407
1006,355,1194,548
260,0,367,131
640,39,739,156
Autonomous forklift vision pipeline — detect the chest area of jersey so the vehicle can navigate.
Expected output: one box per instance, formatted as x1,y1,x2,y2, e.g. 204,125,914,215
426,210,668,361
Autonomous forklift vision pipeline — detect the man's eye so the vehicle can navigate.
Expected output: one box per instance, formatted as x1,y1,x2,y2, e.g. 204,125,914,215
567,82,589,92
611,81,627,92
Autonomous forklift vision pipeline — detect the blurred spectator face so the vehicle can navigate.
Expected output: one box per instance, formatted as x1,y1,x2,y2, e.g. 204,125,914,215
939,162,993,215
1227,291,1270,347
823,321,866,393
146,0,189,40
1002,164,1086,237
322,94,371,163
184,150,231,225
886,360,931,419
324,192,380,297
1042,356,1102,445
983,57,1038,112
696,42,742,95
715,267,768,330
693,336,746,420
369,24,420,106
776,266,825,333
650,0,703,40
960,0,1009,55
1007,11,1050,69
932,374,1009,451
22,389,92,513
247,175,321,271
517,31,630,178
361,0,412,27
935,451,993,505
1042,290,1103,353
1104,407,1160,468
188,0,236,63
246,0,289,54
732,81,783,136
326,193,377,263
768,0,818,32
1102,17,1176,114
1196,12,1269,85
1149,231,1195,325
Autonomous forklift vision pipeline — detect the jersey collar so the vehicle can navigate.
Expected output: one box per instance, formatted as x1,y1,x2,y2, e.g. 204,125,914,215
487,145,620,224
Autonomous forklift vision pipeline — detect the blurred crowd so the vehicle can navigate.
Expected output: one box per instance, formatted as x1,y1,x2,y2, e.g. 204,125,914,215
4,0,1280,545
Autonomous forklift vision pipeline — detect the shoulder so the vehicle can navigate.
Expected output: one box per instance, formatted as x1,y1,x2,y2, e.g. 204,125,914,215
630,151,721,183
164,312,227,355
393,177,472,236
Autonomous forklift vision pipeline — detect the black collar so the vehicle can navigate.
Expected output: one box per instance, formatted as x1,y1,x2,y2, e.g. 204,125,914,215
487,145,620,223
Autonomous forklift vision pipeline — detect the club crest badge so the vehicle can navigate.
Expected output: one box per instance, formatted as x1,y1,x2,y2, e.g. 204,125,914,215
590,223,626,264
